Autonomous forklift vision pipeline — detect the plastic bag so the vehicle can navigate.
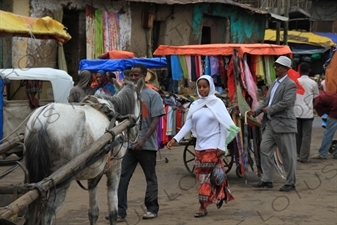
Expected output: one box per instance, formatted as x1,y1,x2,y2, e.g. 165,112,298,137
210,164,226,186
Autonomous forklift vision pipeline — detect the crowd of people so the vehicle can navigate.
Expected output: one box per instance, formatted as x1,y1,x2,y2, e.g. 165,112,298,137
67,59,336,222
68,69,117,103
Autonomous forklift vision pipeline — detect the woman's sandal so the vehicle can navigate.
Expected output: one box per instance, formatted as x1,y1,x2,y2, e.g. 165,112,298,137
194,210,208,218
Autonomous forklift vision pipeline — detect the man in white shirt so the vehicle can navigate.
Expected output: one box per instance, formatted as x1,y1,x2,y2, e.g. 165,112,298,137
294,63,319,163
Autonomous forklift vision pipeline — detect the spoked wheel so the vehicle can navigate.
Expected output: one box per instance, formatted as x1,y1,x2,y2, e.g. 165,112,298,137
183,137,196,177
183,137,234,177
222,148,234,175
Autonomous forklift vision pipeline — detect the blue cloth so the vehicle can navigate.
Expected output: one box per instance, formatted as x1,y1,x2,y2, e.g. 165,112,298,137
170,55,183,81
318,116,337,158
97,69,105,75
79,58,167,71
204,56,211,75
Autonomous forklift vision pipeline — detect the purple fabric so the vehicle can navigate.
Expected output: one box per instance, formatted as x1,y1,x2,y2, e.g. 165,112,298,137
210,56,220,76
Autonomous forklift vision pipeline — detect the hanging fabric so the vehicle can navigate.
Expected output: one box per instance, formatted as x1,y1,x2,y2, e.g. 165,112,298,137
170,55,183,81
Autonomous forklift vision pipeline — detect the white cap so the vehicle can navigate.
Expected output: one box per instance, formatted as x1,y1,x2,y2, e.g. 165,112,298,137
274,56,292,68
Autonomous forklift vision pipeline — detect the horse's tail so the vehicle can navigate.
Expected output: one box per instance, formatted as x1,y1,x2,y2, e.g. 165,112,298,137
25,128,52,183
25,128,52,225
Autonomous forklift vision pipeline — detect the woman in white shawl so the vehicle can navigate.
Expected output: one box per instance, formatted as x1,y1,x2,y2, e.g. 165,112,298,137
167,75,239,218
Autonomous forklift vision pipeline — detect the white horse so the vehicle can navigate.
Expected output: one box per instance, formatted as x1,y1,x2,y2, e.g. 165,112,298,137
23,79,143,225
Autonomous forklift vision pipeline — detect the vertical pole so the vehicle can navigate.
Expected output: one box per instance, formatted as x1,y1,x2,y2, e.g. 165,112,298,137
284,0,290,45
276,0,282,44
0,77,3,142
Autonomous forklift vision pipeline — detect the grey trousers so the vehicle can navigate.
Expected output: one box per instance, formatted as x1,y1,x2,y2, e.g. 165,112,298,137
296,118,314,162
260,121,297,186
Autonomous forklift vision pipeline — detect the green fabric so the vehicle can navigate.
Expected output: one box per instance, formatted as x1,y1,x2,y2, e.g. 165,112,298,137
53,10,68,72
236,82,251,116
226,125,240,145
269,56,276,82
178,56,189,79
95,9,104,59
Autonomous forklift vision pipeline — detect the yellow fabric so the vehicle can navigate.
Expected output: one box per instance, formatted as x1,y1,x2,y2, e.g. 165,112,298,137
264,29,335,48
255,55,265,82
0,10,71,43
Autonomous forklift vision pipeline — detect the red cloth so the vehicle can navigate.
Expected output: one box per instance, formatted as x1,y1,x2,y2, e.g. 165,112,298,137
161,106,169,145
98,51,135,59
194,149,234,209
288,68,305,95
314,91,337,119
226,58,236,101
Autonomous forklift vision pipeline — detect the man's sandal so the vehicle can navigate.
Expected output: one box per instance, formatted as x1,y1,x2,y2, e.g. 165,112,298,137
194,210,208,218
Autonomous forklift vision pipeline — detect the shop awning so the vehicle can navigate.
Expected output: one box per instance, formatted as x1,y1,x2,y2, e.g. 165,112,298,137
264,29,335,48
0,10,71,44
153,43,292,58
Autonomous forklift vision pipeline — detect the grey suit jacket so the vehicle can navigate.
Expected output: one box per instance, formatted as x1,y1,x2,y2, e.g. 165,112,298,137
255,76,297,133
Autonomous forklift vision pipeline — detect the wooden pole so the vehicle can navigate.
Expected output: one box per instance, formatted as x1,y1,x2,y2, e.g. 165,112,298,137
0,119,132,220
0,134,24,155
283,0,290,45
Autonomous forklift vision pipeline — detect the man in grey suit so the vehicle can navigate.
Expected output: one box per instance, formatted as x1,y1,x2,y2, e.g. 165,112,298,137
249,56,297,192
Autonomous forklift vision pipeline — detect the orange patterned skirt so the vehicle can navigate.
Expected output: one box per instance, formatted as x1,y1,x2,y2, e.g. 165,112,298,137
194,149,234,209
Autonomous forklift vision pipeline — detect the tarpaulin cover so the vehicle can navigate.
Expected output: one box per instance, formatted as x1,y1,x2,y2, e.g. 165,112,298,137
0,10,71,43
153,44,292,57
79,58,167,71
98,51,135,59
289,43,329,55
313,32,337,45
265,29,335,48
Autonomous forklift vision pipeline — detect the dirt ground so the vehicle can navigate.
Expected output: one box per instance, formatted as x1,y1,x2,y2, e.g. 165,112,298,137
1,117,336,225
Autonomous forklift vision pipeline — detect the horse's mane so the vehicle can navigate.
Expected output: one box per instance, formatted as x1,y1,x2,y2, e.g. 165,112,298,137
107,81,138,116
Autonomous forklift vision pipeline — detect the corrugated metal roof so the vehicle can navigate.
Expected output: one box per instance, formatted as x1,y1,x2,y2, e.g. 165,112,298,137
126,0,269,15
126,0,288,21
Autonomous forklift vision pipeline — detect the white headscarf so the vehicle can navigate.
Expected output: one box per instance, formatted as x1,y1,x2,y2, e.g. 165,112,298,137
187,75,239,144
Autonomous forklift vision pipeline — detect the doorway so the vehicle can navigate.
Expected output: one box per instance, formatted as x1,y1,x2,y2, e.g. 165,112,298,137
62,9,86,82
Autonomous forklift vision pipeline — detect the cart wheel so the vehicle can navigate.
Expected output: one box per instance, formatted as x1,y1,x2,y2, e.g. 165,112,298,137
223,148,234,175
236,166,244,178
165,157,169,163
183,138,234,176
183,137,196,177
329,140,337,154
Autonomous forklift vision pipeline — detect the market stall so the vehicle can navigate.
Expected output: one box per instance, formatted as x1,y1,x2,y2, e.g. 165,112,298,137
153,43,293,178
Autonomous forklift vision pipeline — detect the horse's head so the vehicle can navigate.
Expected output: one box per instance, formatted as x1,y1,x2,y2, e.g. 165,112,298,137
106,78,144,142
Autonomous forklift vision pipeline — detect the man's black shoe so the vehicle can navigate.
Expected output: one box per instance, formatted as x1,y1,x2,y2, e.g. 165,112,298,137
279,185,295,192
252,181,273,188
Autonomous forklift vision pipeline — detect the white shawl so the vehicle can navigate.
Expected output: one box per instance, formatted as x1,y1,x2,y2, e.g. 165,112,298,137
187,75,239,144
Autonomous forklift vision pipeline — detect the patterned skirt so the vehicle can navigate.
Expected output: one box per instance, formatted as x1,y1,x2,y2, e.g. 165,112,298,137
194,149,234,209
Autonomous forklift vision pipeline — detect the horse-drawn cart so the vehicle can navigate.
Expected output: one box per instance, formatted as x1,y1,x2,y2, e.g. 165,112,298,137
0,68,74,224
0,78,143,225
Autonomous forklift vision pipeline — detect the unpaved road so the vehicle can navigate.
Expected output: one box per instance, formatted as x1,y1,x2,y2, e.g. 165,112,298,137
1,117,336,225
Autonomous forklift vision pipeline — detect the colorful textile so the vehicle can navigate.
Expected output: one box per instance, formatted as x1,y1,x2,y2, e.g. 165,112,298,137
170,55,183,81
178,56,189,79
204,56,211,75
227,58,236,101
243,60,259,111
190,56,197,81
195,149,234,209
210,56,219,76
185,56,192,81
288,69,305,95
86,5,120,59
